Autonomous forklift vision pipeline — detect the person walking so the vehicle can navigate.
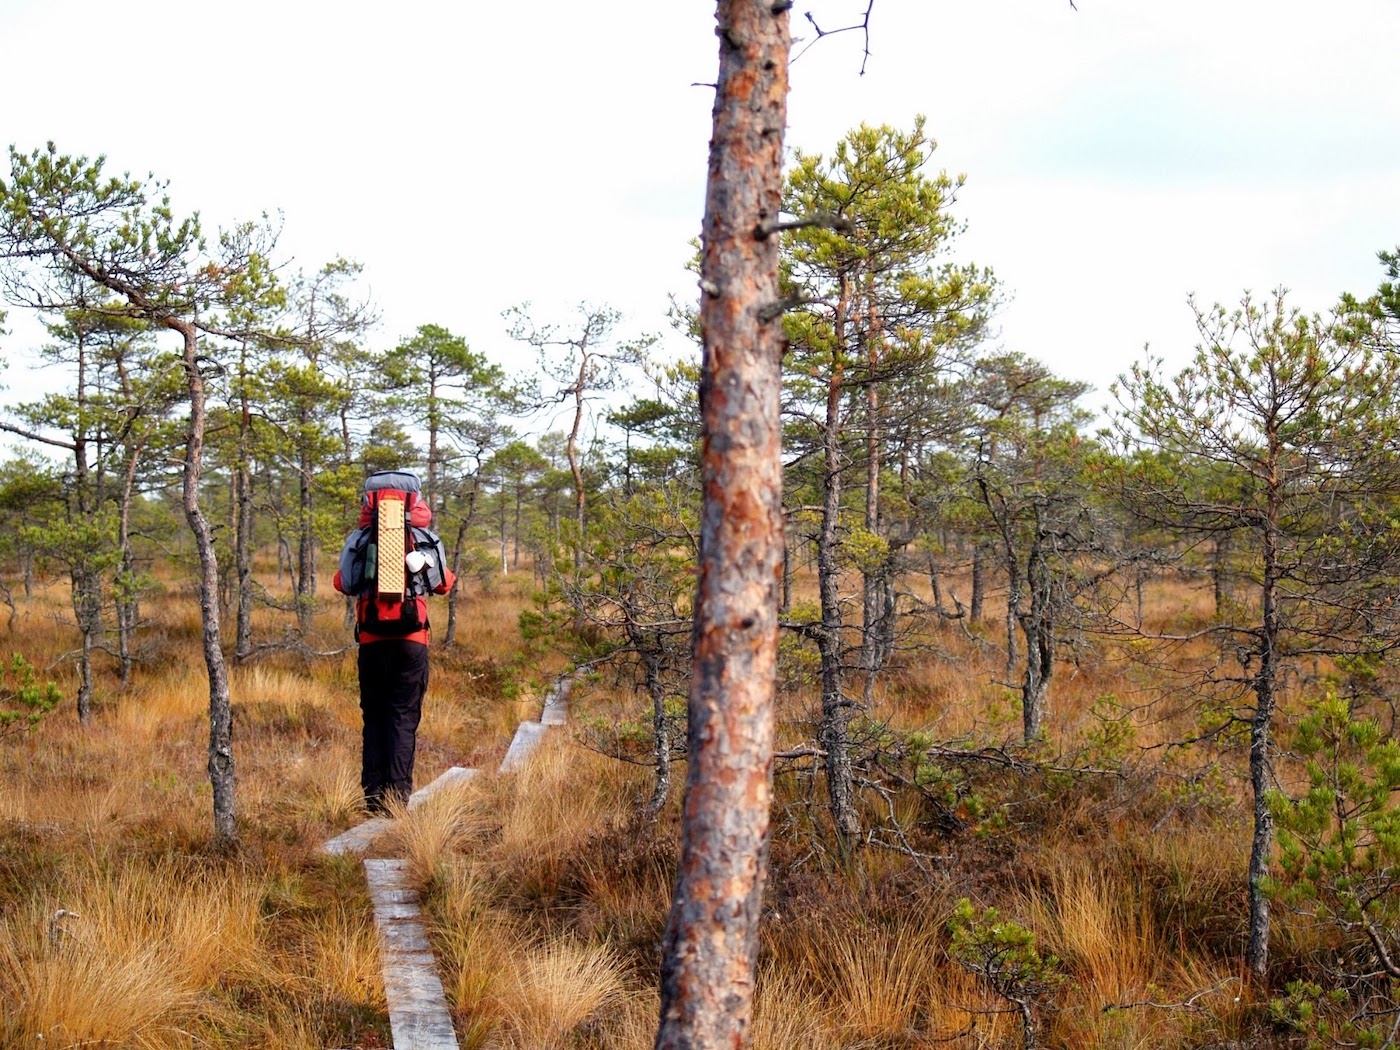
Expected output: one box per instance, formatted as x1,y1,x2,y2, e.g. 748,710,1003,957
333,470,456,814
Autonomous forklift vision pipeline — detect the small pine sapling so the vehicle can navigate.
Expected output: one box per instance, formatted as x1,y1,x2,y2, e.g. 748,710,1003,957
1268,690,1400,1046
948,897,1063,1049
0,652,61,738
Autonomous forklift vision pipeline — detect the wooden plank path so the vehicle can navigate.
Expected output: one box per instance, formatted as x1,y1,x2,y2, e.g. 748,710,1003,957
321,676,570,1050
498,721,547,772
364,859,459,1050
541,677,570,725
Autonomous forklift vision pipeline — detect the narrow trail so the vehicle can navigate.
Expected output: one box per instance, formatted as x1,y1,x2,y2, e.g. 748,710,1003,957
321,677,573,1050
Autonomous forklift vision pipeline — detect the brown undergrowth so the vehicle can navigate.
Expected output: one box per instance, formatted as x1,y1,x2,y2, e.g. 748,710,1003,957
422,569,1322,1048
0,565,533,1048
0,561,1355,1047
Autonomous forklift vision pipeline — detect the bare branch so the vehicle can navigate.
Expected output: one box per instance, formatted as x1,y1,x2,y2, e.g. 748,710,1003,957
797,1,875,73
0,420,77,452
754,212,852,240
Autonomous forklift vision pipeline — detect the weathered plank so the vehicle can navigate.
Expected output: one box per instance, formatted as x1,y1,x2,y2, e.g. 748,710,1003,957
499,720,547,772
542,677,570,726
322,817,394,857
364,858,460,1050
408,765,478,809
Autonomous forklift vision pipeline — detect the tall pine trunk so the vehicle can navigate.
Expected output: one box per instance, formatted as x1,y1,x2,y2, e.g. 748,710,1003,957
970,540,985,622
1212,532,1230,618
443,487,477,648
115,435,146,685
296,447,316,635
443,517,470,647
71,338,97,723
633,633,673,820
929,549,947,615
234,461,255,659
860,293,887,703
72,567,99,723
568,369,587,575
655,3,788,1044
1018,516,1053,742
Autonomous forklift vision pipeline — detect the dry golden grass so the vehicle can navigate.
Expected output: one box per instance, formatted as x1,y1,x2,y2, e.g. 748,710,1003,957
0,554,1353,1049
750,969,837,1050
302,904,386,1008
390,775,492,886
431,856,648,1050
488,736,636,898
494,937,627,1049
581,989,664,1050
1015,853,1158,1004
114,669,207,725
452,588,530,662
245,1005,333,1050
231,663,338,710
432,858,517,1031
0,859,264,1046
805,922,939,1040
282,760,365,832
0,935,202,1048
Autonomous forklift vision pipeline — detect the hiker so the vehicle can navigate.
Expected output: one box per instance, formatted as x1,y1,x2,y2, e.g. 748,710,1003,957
333,470,456,814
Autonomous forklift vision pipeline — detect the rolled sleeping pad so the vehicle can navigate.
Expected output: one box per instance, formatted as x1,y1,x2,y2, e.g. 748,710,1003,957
363,469,421,495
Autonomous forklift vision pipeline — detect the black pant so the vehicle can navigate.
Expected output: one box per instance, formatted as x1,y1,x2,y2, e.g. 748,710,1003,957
357,639,431,812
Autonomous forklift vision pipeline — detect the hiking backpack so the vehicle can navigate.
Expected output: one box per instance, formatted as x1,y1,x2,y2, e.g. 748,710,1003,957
337,471,448,638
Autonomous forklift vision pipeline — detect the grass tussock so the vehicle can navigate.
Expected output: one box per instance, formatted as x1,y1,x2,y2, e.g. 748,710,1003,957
391,775,491,886
495,937,627,1049
284,760,364,831
231,664,337,710
432,859,517,1024
806,922,939,1040
751,969,837,1050
114,670,208,727
0,935,202,1048
0,859,264,1046
1014,854,1158,1002
302,904,385,1008
489,737,636,899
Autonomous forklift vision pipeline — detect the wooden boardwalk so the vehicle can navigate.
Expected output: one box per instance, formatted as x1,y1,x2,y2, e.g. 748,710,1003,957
321,677,570,1050
364,859,459,1050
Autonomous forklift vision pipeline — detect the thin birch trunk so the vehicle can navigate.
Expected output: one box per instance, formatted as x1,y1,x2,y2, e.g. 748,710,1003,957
1246,505,1281,979
816,278,859,845
173,320,237,848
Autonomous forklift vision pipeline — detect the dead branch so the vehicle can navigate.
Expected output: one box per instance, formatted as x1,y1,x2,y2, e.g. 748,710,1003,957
1103,977,1240,1014
796,1,875,73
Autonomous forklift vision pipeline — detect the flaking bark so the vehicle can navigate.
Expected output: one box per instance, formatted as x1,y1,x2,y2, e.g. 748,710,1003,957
655,3,789,1047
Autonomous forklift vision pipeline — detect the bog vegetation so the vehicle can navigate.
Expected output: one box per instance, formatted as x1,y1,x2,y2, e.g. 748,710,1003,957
2,123,1400,1048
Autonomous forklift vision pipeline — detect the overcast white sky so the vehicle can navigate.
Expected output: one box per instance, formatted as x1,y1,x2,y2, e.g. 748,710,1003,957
2,0,1397,417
